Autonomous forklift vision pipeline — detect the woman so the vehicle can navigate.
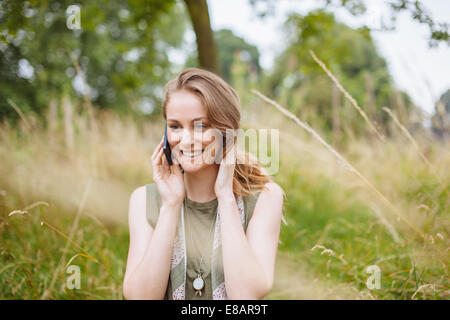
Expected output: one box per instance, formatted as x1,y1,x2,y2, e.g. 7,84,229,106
123,68,284,300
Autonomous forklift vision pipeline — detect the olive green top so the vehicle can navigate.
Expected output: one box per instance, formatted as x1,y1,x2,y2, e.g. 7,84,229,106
145,183,262,300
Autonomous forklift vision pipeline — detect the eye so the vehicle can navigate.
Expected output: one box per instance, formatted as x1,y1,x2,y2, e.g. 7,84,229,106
170,125,180,130
194,123,208,129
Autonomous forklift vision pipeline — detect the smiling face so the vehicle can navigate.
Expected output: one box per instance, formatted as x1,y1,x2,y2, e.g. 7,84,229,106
166,89,222,173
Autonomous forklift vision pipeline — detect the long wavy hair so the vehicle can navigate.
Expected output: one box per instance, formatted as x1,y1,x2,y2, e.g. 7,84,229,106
162,67,272,196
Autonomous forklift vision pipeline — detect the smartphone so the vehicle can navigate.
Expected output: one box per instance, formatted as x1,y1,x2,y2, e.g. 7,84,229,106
163,123,173,166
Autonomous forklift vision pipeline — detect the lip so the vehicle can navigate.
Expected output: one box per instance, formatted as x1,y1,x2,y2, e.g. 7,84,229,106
180,149,205,157
181,149,204,153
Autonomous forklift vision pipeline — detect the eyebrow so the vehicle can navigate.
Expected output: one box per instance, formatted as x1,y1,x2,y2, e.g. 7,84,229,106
167,117,207,122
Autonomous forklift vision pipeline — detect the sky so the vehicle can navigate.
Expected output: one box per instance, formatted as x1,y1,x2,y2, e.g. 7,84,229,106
202,0,450,115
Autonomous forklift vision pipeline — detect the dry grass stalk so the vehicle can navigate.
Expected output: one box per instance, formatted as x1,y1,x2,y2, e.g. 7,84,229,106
7,99,32,131
382,106,445,188
68,50,108,178
411,283,437,299
8,201,97,263
63,94,75,151
311,244,348,265
40,178,96,299
46,98,59,146
47,98,58,132
251,88,424,240
368,203,401,243
309,50,385,142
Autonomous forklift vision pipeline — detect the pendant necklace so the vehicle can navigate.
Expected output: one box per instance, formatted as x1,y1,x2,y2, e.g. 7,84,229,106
184,196,218,297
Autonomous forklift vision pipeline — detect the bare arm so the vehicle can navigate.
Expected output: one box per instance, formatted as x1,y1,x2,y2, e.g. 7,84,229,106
122,186,182,300
219,182,284,299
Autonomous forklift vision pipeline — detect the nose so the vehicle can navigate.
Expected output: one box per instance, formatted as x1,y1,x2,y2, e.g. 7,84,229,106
179,127,204,150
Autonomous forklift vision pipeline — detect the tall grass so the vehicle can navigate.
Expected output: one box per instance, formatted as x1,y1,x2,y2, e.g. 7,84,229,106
248,54,449,299
0,76,449,299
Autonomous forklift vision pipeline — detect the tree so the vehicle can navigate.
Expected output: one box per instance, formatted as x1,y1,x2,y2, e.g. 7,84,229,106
249,0,449,47
0,0,187,120
215,29,260,83
183,28,261,85
183,0,221,76
263,10,415,136
182,0,449,98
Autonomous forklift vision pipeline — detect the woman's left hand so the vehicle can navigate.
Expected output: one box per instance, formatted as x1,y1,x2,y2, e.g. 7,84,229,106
214,141,237,197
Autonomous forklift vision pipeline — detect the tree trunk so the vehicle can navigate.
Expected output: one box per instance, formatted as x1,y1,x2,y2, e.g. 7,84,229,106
183,0,221,76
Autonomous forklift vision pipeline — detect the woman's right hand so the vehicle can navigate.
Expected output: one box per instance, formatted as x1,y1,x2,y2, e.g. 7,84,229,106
151,136,185,208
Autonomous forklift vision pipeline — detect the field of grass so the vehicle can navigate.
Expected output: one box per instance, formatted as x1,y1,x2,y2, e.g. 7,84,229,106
0,88,448,299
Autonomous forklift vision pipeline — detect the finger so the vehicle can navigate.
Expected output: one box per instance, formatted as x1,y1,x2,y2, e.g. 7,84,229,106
172,162,181,176
162,151,170,172
151,138,164,161
153,147,164,167
151,139,162,161
224,143,236,165
204,140,216,153
173,160,184,176
172,156,181,168
171,155,179,168
202,142,215,164
222,141,231,159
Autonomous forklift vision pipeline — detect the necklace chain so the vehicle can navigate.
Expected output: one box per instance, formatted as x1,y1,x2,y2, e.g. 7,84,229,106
184,197,217,276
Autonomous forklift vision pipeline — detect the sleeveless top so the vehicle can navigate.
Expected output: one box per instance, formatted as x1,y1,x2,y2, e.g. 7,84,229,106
145,183,262,300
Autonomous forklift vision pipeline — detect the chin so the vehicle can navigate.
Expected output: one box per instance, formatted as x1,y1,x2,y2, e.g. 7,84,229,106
179,164,206,173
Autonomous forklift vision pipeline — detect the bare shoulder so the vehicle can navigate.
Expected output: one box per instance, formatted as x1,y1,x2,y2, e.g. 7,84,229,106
262,181,284,200
257,181,284,209
130,185,146,210
246,181,284,248
128,185,149,226
253,181,284,221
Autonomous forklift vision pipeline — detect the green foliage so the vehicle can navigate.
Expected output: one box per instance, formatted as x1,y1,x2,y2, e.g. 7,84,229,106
0,104,448,299
249,0,449,47
183,28,262,86
214,29,261,83
0,202,128,299
388,0,449,47
277,164,449,299
0,0,188,121
264,10,411,135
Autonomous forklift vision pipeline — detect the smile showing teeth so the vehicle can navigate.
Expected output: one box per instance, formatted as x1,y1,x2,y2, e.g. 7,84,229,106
181,150,204,158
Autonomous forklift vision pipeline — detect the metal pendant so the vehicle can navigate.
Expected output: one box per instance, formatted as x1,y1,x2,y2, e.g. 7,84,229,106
193,273,204,296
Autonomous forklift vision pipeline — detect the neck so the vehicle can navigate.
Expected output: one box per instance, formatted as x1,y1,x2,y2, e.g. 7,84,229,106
184,164,220,203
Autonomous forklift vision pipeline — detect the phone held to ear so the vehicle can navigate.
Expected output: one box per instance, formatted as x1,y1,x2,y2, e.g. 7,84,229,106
164,123,184,174
163,124,173,166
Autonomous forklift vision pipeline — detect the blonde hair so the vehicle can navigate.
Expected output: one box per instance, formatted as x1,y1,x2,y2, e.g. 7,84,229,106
162,67,272,196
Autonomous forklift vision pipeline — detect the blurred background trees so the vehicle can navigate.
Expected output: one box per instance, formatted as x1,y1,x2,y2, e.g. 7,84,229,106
431,89,450,139
262,10,414,137
0,0,448,140
0,0,186,119
1,0,449,300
